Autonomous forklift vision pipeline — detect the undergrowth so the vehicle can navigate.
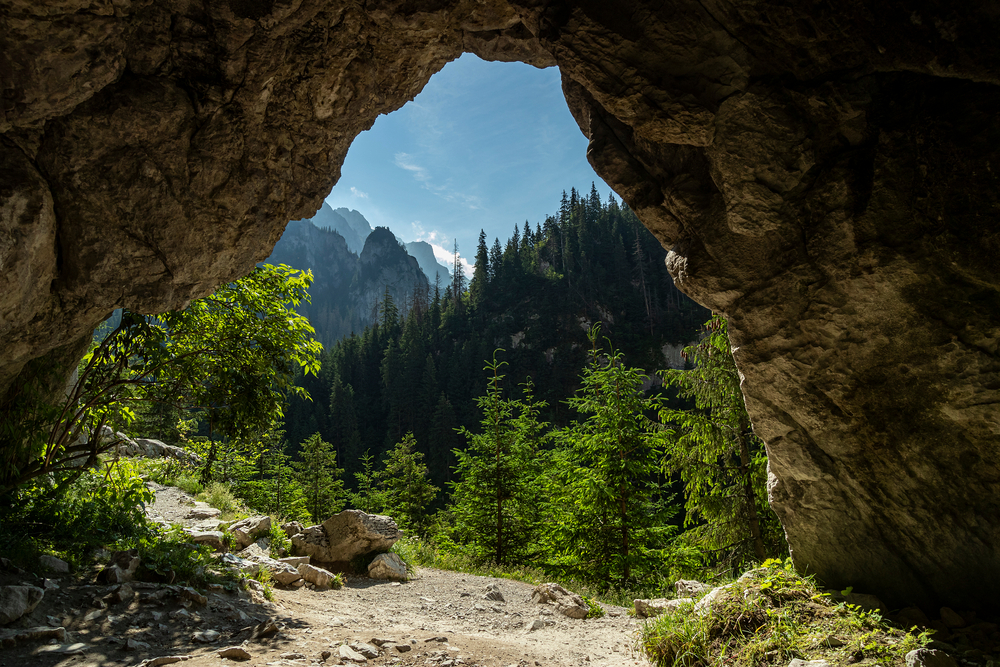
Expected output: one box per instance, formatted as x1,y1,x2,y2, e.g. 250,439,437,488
638,558,933,667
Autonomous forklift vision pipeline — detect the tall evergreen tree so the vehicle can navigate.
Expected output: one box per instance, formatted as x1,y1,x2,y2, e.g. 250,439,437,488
547,325,674,586
378,432,439,536
294,432,346,522
659,314,786,567
449,353,547,565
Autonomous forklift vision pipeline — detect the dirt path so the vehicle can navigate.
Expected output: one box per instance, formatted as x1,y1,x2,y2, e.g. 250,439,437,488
1,483,652,667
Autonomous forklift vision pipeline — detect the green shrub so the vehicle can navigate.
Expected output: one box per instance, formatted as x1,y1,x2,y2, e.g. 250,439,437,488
268,520,291,559
136,524,237,588
638,559,932,667
0,458,155,571
174,474,204,496
196,481,248,520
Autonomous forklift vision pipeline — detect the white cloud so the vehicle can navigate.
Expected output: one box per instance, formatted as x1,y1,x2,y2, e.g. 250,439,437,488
394,152,482,211
350,186,368,199
394,152,431,182
409,222,474,279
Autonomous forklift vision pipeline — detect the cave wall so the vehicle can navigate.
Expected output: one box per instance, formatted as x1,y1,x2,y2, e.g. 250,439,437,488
1,0,998,610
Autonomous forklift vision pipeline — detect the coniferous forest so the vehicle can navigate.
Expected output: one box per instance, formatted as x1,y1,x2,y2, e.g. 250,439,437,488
118,185,786,592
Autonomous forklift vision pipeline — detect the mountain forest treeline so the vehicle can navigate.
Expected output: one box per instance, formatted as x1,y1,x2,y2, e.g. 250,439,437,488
93,185,785,592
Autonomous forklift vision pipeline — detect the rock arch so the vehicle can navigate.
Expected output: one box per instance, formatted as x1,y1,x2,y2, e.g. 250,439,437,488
1,1,998,610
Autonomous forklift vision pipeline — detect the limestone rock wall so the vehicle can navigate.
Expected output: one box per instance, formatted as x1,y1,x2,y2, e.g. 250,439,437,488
1,0,998,610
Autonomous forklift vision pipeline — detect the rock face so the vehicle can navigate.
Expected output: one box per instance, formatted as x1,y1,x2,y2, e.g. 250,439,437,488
1,0,999,611
0,586,44,625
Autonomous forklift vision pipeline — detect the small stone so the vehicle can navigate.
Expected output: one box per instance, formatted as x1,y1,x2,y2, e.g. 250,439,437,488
43,579,60,590
527,619,545,631
218,646,252,660
905,648,959,667
179,586,208,606
126,638,151,650
368,552,408,581
370,637,397,646
350,641,380,658
394,644,412,653
298,563,336,589
321,650,332,660
787,660,831,667
169,609,193,621
186,503,221,520
279,556,310,567
83,609,104,621
280,652,306,659
339,644,367,662
423,636,448,643
193,629,221,643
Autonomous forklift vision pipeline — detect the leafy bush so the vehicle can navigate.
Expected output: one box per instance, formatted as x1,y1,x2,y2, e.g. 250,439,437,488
0,458,155,571
136,524,237,588
196,481,248,520
268,520,292,559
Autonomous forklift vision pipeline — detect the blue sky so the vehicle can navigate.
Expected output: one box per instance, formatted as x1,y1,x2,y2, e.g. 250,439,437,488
322,54,610,276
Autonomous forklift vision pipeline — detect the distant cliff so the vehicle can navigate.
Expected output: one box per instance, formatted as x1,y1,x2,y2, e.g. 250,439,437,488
265,221,429,347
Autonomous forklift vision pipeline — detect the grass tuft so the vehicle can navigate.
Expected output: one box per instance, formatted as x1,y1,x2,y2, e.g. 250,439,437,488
638,558,933,667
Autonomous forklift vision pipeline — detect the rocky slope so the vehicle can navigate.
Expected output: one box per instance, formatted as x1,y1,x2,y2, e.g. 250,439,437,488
1,0,999,611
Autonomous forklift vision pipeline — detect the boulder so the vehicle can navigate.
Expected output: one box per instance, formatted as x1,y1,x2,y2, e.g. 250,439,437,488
367,553,407,581
135,438,164,457
531,583,588,619
281,521,304,538
634,598,694,618
229,515,271,550
38,555,69,574
292,511,402,563
0,586,45,624
189,531,225,551
297,563,336,589
676,580,712,598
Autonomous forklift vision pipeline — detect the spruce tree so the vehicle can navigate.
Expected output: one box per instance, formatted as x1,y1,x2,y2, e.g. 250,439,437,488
378,433,439,536
548,325,674,587
294,432,346,522
449,353,546,565
659,314,785,567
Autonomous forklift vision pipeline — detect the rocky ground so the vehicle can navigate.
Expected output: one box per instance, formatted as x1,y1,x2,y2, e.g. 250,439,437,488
0,484,650,667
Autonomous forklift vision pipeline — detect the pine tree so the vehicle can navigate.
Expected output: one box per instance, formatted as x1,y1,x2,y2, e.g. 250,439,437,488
449,352,546,565
350,449,387,514
378,432,439,536
547,325,674,586
294,432,346,522
470,230,490,307
659,314,785,567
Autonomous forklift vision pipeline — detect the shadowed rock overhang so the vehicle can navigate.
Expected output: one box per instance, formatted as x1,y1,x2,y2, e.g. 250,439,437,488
1,0,998,611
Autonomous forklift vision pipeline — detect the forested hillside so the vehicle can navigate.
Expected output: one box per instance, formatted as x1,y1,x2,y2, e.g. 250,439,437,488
282,185,709,489
264,221,429,347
